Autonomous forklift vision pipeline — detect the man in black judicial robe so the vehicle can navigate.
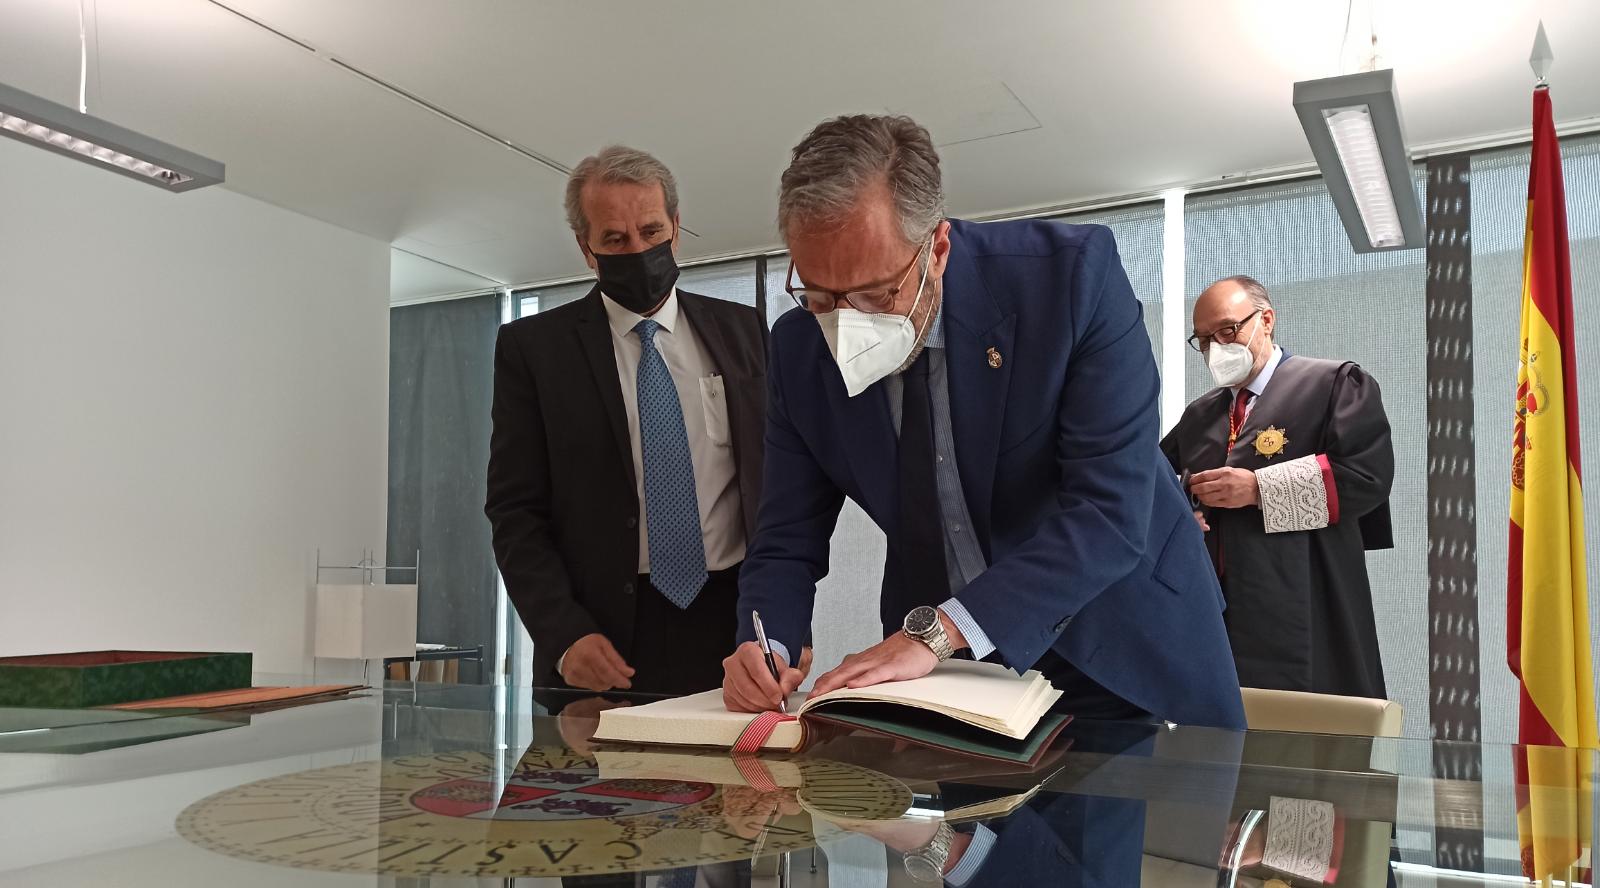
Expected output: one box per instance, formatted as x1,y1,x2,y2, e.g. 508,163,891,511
1161,275,1394,699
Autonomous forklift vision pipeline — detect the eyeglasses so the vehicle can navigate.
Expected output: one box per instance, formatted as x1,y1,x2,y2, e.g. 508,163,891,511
787,241,928,315
1187,310,1262,352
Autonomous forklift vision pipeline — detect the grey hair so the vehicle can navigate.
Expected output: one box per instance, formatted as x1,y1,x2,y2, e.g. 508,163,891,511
565,145,680,240
777,114,945,244
1214,274,1274,312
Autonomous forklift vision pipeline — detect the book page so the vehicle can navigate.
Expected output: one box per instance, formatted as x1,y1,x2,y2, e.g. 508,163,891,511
593,661,1060,748
799,660,1058,737
591,689,805,750
945,783,1044,823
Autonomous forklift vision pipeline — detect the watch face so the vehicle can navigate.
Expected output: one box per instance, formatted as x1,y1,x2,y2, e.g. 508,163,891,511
904,606,939,636
903,855,944,883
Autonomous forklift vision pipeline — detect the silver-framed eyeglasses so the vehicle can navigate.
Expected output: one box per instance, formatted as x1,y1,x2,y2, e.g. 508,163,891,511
786,240,929,315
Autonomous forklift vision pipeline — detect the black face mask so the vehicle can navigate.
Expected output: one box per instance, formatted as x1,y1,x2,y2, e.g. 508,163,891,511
594,239,680,315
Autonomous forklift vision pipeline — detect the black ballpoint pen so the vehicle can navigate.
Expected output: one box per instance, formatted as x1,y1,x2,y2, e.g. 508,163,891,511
751,610,788,714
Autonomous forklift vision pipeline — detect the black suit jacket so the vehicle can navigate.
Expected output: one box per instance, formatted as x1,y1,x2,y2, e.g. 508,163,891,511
486,288,767,688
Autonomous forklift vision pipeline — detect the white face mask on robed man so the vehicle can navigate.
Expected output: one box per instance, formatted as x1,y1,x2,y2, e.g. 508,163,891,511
815,238,934,398
1206,313,1263,389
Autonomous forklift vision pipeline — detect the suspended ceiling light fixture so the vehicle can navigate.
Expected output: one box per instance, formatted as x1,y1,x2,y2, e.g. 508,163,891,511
1291,6,1422,253
0,81,224,191
0,2,223,192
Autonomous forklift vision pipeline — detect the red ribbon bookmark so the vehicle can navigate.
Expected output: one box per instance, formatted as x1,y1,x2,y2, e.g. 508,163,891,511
732,710,798,755
731,753,781,792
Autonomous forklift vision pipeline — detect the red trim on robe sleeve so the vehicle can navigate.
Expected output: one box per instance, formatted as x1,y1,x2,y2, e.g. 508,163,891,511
1322,813,1346,884
1317,453,1340,525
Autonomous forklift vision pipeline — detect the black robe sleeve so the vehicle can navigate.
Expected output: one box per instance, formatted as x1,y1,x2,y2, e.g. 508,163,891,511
1160,425,1182,473
1322,365,1395,526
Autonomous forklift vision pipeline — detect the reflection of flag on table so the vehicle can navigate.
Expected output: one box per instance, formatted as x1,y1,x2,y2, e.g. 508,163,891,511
1507,84,1597,883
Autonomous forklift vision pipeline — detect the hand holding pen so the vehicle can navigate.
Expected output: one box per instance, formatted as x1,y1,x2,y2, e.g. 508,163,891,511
752,610,787,714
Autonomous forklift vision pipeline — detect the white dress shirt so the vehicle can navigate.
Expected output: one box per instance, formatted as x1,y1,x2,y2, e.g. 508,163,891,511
601,289,745,573
1235,344,1284,417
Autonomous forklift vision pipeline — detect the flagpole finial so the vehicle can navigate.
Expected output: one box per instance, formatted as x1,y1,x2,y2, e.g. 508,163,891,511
1530,20,1554,86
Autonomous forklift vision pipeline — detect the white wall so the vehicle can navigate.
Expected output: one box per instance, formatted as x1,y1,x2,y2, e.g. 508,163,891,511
807,501,893,684
0,138,390,675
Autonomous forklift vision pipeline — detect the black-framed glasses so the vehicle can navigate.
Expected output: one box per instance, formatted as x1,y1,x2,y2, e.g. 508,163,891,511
1187,310,1262,352
787,240,928,314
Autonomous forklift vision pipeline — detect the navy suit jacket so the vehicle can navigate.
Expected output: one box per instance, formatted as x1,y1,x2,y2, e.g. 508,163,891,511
738,218,1244,729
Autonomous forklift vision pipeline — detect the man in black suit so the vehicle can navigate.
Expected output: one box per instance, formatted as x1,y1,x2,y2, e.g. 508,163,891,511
487,145,771,696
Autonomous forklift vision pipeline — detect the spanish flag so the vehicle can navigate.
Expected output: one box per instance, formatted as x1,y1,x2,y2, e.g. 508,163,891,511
1508,84,1597,883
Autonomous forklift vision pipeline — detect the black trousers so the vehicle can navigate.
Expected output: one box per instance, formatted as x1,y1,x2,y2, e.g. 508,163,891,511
625,562,741,696
557,567,742,888
539,564,740,717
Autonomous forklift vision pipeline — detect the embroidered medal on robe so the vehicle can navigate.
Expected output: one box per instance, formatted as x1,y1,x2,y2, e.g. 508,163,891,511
1253,425,1288,459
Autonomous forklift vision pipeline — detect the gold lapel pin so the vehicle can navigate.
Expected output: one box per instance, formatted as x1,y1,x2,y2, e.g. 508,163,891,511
986,347,1003,369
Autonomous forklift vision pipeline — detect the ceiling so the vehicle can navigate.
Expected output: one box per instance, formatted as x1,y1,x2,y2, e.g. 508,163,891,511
2,0,1598,302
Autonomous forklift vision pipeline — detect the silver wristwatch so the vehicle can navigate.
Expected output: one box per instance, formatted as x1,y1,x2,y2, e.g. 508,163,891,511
903,605,954,661
903,821,956,882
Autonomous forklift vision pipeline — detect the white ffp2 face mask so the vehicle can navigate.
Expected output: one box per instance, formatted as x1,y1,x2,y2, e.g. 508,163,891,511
815,241,934,398
1205,316,1262,388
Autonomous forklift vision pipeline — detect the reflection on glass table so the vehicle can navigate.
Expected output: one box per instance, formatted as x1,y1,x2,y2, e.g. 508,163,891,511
0,705,249,754
0,679,1592,886
0,671,371,755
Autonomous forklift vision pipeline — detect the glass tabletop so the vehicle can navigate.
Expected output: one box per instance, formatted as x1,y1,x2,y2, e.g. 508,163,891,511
0,680,1591,887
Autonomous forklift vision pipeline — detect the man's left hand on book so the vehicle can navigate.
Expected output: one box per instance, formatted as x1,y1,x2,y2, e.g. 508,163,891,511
722,644,812,712
808,612,968,699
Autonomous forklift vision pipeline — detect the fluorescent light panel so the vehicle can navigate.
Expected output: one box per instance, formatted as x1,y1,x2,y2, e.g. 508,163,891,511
1293,69,1423,253
0,80,223,192
0,113,192,186
1323,104,1406,248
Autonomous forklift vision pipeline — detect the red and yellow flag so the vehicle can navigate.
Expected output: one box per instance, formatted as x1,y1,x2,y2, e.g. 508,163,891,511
1508,85,1598,883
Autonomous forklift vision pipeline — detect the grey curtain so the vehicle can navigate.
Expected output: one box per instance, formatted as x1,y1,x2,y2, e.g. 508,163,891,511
387,294,500,684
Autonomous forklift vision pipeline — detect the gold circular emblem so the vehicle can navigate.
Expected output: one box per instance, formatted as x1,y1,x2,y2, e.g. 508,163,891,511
178,746,910,878
1253,425,1289,459
986,347,1003,369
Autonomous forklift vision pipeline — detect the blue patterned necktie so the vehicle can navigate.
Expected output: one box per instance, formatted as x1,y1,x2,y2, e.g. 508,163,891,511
634,318,708,608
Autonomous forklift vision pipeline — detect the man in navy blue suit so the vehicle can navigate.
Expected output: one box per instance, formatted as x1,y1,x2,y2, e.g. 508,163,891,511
721,114,1244,729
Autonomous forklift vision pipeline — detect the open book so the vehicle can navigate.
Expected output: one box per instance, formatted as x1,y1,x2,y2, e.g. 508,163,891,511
592,660,1068,765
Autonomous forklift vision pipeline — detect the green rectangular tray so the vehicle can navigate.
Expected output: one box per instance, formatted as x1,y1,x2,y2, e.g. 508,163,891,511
0,651,252,709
